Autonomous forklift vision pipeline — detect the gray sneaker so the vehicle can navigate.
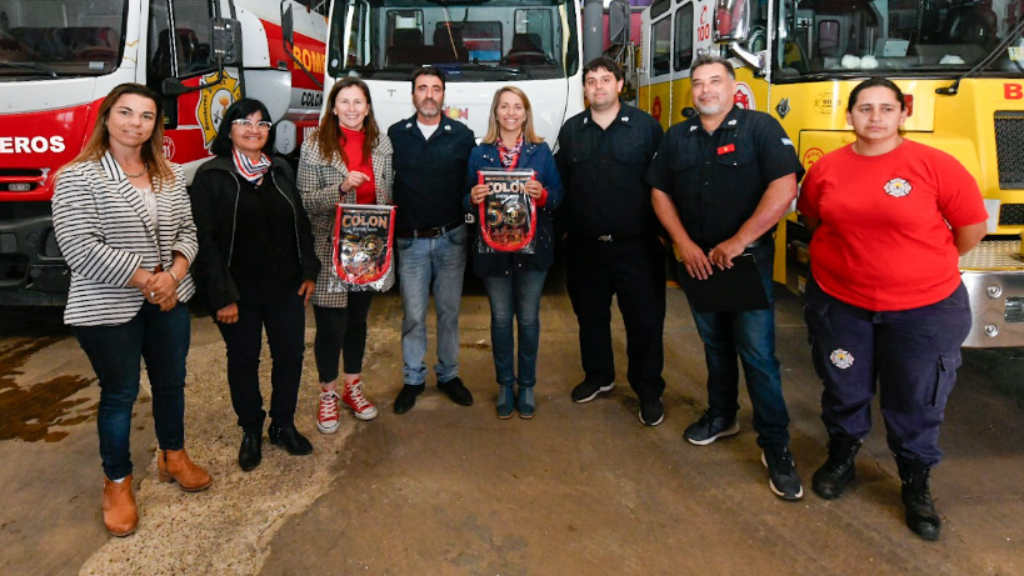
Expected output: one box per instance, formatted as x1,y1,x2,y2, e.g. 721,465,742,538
683,410,740,446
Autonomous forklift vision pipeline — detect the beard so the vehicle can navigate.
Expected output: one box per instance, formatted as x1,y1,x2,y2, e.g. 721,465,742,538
416,98,442,117
694,99,726,116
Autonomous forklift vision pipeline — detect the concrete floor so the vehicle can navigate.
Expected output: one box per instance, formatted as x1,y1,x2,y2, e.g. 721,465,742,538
1,278,1022,576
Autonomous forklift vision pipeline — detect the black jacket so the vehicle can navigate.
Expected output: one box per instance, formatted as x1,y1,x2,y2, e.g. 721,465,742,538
190,156,319,311
388,114,476,231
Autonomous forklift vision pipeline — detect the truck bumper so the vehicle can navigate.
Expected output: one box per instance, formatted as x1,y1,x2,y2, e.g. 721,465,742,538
961,270,1024,347
0,209,69,306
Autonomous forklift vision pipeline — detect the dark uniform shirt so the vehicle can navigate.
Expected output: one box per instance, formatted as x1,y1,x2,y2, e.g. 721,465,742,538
388,114,476,231
555,102,663,237
646,107,803,250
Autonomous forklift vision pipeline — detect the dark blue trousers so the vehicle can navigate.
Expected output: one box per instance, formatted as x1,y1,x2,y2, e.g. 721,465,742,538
803,279,971,466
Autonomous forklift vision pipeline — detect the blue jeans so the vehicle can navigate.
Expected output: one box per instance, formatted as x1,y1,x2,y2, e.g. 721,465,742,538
73,302,191,480
483,269,547,387
688,246,790,448
397,224,468,385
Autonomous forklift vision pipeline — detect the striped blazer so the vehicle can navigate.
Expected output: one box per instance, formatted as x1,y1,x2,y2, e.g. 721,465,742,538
297,133,394,308
52,152,198,326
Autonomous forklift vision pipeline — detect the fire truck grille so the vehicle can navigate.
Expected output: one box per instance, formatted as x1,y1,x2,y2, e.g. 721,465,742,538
1000,204,1024,226
0,168,45,192
995,111,1024,189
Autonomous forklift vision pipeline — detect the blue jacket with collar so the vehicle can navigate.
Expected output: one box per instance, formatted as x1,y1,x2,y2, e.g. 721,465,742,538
463,140,563,277
388,114,476,231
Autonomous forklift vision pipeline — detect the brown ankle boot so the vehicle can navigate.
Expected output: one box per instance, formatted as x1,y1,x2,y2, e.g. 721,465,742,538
157,449,213,492
102,475,138,537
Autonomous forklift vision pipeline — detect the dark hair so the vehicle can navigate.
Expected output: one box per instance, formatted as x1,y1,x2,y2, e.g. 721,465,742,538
847,77,906,112
315,77,381,167
411,65,446,92
211,98,276,157
583,57,623,82
65,83,174,191
690,54,736,79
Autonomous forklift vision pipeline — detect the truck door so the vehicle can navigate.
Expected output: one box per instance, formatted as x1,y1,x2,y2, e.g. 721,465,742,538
146,0,240,171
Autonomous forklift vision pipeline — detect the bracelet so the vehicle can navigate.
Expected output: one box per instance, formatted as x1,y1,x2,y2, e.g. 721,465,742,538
167,270,180,285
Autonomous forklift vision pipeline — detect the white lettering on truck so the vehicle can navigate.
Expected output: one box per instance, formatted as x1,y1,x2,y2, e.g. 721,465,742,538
0,136,66,154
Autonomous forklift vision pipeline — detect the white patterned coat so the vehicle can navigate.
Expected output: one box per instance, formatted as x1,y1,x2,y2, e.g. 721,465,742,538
297,133,394,308
52,153,198,326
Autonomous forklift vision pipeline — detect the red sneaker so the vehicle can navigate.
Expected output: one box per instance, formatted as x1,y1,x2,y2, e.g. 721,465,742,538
317,389,341,434
342,379,378,421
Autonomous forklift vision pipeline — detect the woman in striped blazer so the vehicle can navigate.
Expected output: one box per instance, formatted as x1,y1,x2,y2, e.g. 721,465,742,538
51,83,212,538
298,77,393,433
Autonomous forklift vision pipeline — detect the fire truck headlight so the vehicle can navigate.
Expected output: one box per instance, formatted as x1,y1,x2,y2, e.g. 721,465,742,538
274,120,297,155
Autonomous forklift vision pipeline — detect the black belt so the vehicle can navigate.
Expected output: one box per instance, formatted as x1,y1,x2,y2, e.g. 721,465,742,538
395,220,464,239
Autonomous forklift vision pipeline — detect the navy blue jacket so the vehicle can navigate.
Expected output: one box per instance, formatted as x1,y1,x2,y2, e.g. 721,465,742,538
463,140,563,277
388,114,476,231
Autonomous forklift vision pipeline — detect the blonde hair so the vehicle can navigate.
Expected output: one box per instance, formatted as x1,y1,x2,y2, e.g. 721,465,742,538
64,83,174,191
481,86,543,145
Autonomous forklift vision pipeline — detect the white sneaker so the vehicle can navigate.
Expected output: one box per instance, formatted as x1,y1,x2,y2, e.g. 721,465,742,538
317,390,342,434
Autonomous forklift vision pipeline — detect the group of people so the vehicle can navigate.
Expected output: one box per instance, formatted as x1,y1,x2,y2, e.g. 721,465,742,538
51,54,986,543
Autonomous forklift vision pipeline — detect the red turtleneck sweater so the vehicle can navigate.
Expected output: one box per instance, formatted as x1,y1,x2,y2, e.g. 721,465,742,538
341,127,375,204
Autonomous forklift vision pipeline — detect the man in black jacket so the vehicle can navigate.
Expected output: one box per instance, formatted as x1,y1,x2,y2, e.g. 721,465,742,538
387,67,477,414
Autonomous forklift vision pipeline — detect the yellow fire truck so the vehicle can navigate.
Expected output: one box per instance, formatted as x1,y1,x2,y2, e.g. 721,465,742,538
636,0,1024,347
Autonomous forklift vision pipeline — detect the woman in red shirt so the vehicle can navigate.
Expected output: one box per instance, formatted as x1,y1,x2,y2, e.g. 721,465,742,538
798,78,988,541
298,78,394,432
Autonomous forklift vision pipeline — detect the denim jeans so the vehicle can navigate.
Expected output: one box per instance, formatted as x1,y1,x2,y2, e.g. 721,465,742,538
483,269,547,387
804,279,971,466
73,302,191,480
397,224,468,385
688,245,790,448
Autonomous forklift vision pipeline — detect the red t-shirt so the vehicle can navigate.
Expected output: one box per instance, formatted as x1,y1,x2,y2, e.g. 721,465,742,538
797,140,987,311
340,127,375,204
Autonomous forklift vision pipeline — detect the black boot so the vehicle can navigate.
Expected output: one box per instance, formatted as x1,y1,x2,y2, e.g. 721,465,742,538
812,436,862,500
269,424,313,456
895,456,941,541
238,429,263,472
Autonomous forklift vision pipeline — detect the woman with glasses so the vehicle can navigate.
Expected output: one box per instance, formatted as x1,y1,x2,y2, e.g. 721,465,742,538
190,98,320,471
297,77,393,433
52,83,211,537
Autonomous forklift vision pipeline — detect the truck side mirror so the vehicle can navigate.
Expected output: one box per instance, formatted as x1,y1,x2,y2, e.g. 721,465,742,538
211,18,243,65
608,0,631,45
161,77,187,96
715,0,750,43
282,4,295,45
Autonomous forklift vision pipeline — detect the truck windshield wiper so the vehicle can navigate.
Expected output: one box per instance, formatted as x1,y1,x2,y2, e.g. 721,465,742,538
0,61,58,77
937,18,1024,95
458,62,531,78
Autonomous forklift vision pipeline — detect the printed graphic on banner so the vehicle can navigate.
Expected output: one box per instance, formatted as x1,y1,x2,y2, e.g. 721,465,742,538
477,169,537,254
330,204,395,292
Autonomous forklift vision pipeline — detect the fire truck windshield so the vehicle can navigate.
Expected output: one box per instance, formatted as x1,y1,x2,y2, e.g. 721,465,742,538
770,0,1024,80
328,0,579,81
0,0,127,79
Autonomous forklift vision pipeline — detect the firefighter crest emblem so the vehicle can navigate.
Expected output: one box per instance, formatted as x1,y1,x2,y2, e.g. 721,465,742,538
196,70,241,149
830,349,854,370
884,177,912,198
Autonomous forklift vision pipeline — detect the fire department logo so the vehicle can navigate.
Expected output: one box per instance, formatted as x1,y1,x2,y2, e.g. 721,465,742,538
162,136,176,160
444,106,469,121
802,147,824,169
734,82,756,110
196,70,241,149
884,177,912,198
830,349,854,370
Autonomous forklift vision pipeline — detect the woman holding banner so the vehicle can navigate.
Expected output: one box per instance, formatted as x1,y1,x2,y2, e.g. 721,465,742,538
298,77,394,432
191,98,319,471
466,86,563,420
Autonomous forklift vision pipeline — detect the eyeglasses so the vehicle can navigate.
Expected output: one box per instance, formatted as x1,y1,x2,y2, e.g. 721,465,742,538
232,119,273,131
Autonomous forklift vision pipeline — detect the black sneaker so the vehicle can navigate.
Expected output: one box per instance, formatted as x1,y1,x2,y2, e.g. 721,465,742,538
683,410,739,446
438,377,473,406
761,446,804,501
571,380,615,403
393,384,424,415
638,398,664,426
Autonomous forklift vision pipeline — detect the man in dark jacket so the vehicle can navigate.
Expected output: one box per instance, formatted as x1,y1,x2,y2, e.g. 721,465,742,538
387,66,477,414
